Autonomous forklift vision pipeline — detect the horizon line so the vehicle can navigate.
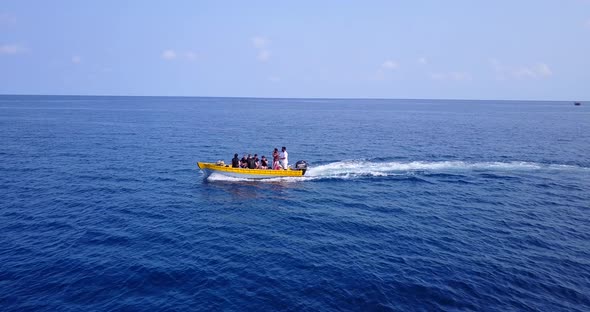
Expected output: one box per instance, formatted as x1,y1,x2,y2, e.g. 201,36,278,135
0,93,585,103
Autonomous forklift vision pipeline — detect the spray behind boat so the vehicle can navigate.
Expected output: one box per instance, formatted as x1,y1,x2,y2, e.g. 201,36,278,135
294,160,309,175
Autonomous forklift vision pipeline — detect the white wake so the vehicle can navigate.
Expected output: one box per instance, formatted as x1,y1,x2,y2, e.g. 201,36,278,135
205,160,587,182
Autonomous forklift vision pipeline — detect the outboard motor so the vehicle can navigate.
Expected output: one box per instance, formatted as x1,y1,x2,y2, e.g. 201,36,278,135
294,160,309,175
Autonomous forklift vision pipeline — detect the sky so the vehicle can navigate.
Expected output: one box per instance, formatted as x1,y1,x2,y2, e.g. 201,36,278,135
1,0,589,100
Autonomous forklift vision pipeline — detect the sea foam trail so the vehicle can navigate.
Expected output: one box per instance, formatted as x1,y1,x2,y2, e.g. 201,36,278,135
205,160,587,182
306,160,586,177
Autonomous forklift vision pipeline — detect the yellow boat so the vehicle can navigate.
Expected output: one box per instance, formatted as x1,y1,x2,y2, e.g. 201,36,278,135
197,161,308,179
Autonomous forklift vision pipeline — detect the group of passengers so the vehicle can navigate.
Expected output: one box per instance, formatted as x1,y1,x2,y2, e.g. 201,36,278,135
231,147,289,170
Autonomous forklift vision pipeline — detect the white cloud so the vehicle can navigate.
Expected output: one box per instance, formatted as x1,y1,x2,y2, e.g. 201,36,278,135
0,13,16,26
252,36,270,49
536,63,552,76
184,51,198,61
162,49,177,60
418,57,428,65
429,71,472,81
0,43,27,55
371,60,400,80
381,60,399,70
257,50,271,62
162,49,199,61
450,72,471,80
252,36,271,62
71,55,82,64
491,59,552,80
490,58,502,68
512,64,552,79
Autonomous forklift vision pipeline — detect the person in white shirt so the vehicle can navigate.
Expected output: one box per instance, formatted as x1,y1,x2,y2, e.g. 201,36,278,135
279,146,289,169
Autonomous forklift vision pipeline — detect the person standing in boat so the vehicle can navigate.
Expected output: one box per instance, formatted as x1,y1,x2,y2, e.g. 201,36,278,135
231,153,240,168
272,148,280,170
279,146,289,169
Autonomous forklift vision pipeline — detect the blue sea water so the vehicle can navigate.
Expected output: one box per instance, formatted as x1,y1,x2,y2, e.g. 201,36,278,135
1,95,589,311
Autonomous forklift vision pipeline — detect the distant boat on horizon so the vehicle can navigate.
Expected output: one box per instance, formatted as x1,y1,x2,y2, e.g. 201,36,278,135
574,102,581,106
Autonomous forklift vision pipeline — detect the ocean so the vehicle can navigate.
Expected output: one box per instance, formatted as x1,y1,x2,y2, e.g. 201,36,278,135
1,95,589,311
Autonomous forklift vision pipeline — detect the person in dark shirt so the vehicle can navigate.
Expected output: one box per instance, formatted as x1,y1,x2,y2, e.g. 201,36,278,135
240,154,248,168
247,154,256,169
231,153,240,168
260,156,268,169
253,154,260,169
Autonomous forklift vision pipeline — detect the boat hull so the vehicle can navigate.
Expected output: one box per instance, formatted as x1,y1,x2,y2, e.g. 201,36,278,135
197,162,305,179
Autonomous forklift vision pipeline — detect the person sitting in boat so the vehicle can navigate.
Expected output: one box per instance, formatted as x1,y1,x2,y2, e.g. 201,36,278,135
231,153,240,168
273,161,282,170
279,146,289,169
272,148,280,170
260,156,268,169
253,154,260,169
247,154,257,169
240,154,248,168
